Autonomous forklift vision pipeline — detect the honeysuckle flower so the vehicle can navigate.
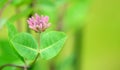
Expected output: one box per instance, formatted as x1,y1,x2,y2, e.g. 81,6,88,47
27,13,50,32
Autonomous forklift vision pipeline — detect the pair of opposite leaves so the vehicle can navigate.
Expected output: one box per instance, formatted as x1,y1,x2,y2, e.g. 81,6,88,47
7,23,67,63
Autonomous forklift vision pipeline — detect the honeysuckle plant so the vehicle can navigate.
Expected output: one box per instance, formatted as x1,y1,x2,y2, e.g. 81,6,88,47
0,14,67,70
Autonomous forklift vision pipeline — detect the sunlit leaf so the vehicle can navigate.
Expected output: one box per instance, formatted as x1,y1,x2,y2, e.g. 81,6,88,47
40,31,67,60
6,23,18,39
10,33,38,60
6,23,38,61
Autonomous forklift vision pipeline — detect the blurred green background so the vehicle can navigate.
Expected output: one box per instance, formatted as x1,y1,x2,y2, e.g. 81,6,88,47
0,0,120,70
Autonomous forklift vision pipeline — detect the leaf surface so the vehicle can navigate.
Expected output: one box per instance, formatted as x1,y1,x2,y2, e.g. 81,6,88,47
40,31,67,60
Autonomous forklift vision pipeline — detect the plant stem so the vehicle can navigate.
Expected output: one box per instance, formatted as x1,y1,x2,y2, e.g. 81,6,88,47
0,64,27,70
24,59,28,70
32,32,41,64
30,53,40,67
29,33,41,69
24,66,27,70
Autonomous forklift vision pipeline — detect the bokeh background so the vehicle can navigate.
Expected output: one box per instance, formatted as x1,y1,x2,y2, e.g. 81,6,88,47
0,0,120,70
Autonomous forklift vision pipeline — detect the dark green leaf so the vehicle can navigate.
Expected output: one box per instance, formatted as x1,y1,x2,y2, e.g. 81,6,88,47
0,40,23,66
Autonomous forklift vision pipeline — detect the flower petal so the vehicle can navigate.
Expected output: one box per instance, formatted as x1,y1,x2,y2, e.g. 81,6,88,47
44,16,49,23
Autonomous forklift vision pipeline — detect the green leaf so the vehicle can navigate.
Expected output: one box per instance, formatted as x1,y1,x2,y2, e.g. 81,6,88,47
10,33,38,60
6,23,18,39
6,23,26,62
0,40,23,66
40,31,67,60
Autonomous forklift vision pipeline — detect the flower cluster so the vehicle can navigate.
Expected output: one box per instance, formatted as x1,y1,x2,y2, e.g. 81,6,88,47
27,14,50,32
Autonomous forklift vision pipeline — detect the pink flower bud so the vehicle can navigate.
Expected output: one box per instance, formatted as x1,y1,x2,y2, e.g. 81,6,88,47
27,13,50,32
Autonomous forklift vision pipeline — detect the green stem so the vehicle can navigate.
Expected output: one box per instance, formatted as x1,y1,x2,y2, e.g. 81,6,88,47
29,33,41,69
24,59,28,70
30,53,40,67
0,64,28,70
